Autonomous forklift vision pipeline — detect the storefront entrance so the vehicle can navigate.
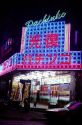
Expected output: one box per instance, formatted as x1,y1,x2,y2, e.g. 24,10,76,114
11,71,74,108
11,79,31,109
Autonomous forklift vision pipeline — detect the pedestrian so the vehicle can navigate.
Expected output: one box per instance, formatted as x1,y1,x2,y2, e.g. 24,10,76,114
33,90,40,108
24,98,30,112
36,90,40,102
33,95,37,108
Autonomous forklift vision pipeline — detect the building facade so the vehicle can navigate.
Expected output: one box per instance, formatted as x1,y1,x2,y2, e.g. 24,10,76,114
0,10,82,107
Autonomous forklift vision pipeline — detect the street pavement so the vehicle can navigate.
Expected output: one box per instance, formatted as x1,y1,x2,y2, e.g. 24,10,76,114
0,120,48,125
30,103,48,109
0,106,48,125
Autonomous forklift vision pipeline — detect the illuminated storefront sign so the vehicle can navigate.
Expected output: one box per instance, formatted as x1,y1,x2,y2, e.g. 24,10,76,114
1,50,81,73
25,10,66,27
20,27,27,53
0,12,82,76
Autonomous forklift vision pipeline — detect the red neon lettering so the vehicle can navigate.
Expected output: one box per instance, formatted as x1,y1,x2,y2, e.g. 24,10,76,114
28,55,33,64
45,34,58,48
2,63,5,70
3,61,8,70
8,58,12,67
22,55,28,64
60,54,71,64
48,54,57,64
35,54,44,64
22,55,32,64
30,34,41,48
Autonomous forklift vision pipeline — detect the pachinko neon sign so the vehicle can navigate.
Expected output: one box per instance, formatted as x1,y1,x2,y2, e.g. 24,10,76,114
0,11,82,76
25,10,66,27
16,18,82,70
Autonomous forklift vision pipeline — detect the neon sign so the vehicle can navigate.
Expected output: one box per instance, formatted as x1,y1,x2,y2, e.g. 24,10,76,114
29,34,58,48
20,27,27,53
21,53,71,65
25,10,66,27
0,17,82,76
15,20,82,70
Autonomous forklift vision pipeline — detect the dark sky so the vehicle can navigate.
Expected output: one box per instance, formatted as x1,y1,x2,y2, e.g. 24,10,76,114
0,0,82,43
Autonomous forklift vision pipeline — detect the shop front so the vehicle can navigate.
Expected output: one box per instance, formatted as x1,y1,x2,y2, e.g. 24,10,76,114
0,10,82,109
11,71,74,107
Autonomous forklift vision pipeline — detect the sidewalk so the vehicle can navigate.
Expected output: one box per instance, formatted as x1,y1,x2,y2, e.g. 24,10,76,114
0,108,47,121
0,109,48,125
0,102,49,122
0,102,48,120
30,103,48,110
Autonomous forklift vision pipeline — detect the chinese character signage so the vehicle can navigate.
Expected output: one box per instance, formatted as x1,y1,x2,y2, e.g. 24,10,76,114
15,20,81,70
0,15,82,76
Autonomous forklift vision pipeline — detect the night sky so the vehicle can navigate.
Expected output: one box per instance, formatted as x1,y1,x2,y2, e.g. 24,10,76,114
0,0,82,46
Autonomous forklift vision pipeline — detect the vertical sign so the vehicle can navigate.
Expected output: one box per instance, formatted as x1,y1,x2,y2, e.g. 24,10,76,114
20,27,27,53
65,24,71,52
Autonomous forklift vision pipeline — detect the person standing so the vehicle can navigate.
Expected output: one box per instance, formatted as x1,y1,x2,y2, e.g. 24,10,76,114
33,90,40,108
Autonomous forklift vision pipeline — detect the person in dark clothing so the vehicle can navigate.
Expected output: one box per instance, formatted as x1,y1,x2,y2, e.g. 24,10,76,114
24,98,30,111
36,90,40,101
33,99,37,108
33,90,40,108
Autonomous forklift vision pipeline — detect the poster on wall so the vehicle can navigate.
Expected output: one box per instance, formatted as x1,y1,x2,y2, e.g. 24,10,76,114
22,83,31,101
51,84,59,97
40,85,49,95
11,81,31,102
50,83,70,99
59,83,70,96
11,82,23,101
